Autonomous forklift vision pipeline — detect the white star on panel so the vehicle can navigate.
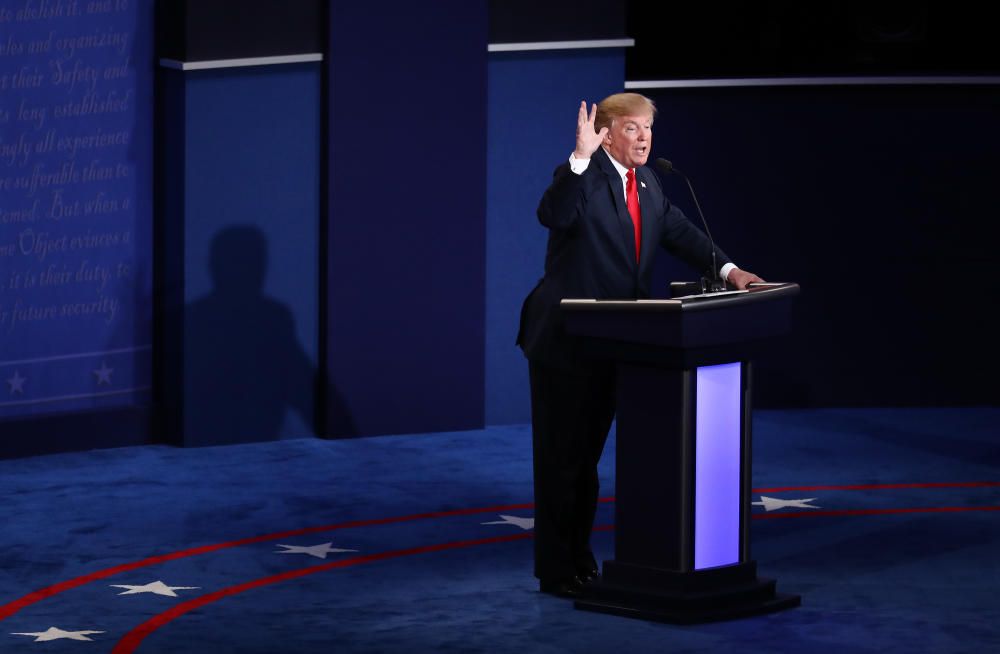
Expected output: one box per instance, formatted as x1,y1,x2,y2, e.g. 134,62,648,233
110,580,200,597
276,542,358,559
6,370,26,395
93,361,113,385
752,496,821,512
11,627,105,642
481,514,535,530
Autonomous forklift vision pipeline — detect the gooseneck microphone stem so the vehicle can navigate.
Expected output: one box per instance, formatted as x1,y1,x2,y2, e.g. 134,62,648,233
654,158,722,292
679,173,719,290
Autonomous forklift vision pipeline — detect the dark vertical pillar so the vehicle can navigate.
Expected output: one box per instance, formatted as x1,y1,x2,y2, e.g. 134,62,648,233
325,1,488,437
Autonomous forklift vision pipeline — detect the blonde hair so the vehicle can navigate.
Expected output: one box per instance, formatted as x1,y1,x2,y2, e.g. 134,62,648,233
595,93,657,132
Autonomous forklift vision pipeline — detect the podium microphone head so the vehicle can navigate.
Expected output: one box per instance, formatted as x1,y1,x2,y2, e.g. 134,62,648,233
655,158,675,175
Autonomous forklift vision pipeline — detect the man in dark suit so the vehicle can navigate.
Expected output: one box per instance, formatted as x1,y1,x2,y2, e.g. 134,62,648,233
517,93,763,598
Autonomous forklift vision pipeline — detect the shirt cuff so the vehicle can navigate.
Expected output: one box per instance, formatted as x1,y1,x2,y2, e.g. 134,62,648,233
568,152,591,175
720,262,738,284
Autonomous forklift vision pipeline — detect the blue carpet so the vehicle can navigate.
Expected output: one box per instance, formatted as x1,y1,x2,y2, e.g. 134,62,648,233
1,408,998,652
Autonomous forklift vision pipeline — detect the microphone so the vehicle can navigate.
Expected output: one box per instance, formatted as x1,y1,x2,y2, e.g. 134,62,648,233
655,158,724,293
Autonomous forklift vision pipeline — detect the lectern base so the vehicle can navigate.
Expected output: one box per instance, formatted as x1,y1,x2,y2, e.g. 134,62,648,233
574,561,800,624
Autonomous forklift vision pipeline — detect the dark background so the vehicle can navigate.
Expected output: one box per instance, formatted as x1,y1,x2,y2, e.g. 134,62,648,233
626,0,1000,79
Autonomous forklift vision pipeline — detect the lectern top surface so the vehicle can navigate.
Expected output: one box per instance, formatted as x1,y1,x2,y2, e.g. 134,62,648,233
560,282,799,313
672,289,748,300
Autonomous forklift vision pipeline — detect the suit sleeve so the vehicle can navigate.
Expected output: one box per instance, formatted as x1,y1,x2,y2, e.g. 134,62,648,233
536,162,589,231
657,191,732,274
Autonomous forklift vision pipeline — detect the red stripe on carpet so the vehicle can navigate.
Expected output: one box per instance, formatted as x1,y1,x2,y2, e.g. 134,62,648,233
110,533,532,653
4,482,998,622
0,501,533,622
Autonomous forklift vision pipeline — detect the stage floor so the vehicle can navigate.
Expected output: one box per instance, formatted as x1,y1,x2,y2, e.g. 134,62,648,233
1,408,998,653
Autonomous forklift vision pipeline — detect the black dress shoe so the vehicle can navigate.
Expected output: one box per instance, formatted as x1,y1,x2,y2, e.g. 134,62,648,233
577,566,600,584
539,576,585,598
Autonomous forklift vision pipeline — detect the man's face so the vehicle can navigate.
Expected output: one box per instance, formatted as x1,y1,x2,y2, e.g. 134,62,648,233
604,113,653,169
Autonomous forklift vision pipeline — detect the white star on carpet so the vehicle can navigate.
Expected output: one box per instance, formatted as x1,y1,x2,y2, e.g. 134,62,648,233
481,514,535,530
11,627,105,642
6,370,26,395
752,496,820,512
110,580,200,597
93,361,113,385
276,542,358,559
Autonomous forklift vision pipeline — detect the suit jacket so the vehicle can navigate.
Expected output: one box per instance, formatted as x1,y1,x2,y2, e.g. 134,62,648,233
517,147,730,369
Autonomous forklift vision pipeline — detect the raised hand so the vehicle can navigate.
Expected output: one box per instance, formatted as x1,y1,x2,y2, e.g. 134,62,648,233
573,101,607,160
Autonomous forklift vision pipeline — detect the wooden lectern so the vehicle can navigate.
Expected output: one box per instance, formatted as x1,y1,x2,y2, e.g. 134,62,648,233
560,282,801,623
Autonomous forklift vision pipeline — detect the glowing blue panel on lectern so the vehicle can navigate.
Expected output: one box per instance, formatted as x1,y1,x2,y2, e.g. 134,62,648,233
694,361,742,570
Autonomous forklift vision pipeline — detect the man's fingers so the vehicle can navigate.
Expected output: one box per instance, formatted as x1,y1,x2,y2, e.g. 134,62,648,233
597,126,608,139
589,103,598,124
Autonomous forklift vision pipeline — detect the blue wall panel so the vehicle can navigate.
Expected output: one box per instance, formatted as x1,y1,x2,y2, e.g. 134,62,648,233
485,50,624,425
178,64,320,443
0,0,153,428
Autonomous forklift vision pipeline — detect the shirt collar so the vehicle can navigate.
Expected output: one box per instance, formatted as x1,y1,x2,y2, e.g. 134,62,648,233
602,146,632,181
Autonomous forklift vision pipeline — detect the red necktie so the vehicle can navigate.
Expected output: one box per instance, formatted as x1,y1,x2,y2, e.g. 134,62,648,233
625,169,641,262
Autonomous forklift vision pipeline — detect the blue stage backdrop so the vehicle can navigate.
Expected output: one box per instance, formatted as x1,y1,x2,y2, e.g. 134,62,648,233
485,49,626,426
0,0,153,420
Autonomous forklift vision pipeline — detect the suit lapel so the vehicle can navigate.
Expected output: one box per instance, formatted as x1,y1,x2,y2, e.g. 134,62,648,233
594,149,637,268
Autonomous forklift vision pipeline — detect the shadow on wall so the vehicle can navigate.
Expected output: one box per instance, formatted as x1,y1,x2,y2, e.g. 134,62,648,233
184,225,314,445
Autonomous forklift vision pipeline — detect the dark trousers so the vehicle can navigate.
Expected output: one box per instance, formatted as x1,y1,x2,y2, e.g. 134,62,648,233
528,359,616,581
